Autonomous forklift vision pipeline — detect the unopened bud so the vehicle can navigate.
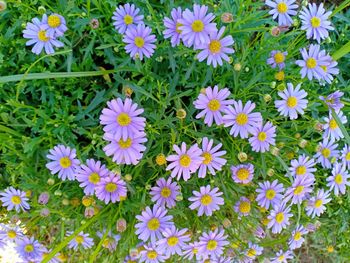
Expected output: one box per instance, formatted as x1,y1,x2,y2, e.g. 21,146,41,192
116,218,127,232
221,12,233,23
176,109,186,119
234,63,241,71
270,146,280,156
270,26,280,37
38,6,46,14
0,1,7,12
299,139,308,148
267,168,275,177
124,174,132,181
237,152,248,162
222,218,232,228
263,94,272,103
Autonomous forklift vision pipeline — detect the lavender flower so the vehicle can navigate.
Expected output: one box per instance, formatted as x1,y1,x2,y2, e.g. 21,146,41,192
288,225,308,250
198,137,227,178
95,173,127,204
193,85,234,127
139,243,167,263
234,197,252,217
156,226,190,257
188,185,224,216
197,229,229,259
323,111,347,141
46,145,80,181
267,50,288,70
265,0,298,26
38,192,50,205
112,3,144,34
67,231,94,250
196,26,235,68
320,91,344,112
249,121,276,153
0,187,30,212
16,236,43,261
299,3,334,43
314,138,339,169
256,180,284,209
166,142,203,181
289,154,317,180
318,52,339,85
183,242,201,261
231,163,254,184
283,176,314,204
305,189,331,218
42,13,67,37
0,224,23,243
341,145,350,170
163,7,183,47
326,162,350,196
245,242,263,260
270,250,293,263
135,205,174,243
267,203,293,234
150,177,180,208
274,83,308,120
123,24,156,60
96,230,121,252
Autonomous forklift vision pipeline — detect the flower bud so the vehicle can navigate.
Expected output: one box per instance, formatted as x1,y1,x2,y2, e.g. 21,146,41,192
245,67,250,72
40,208,50,217
176,194,183,201
84,207,95,218
267,168,275,177
0,1,7,12
237,152,248,162
270,81,277,89
54,190,62,196
70,197,80,207
270,26,280,37
116,218,127,232
123,86,133,97
263,94,272,103
277,83,286,91
314,122,323,132
176,109,186,119
38,6,46,14
222,218,232,228
47,178,55,185
89,18,99,29
233,63,241,71
38,192,50,205
82,196,94,207
221,12,233,23
298,139,308,148
124,174,132,182
62,199,69,206
146,15,152,21
270,146,280,156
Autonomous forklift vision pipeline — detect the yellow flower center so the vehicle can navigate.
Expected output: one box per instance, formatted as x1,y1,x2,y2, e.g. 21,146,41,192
175,22,183,34
258,132,267,142
200,194,213,206
335,174,343,184
320,65,328,72
75,235,84,244
102,238,111,248
193,248,198,254
294,185,304,195
147,218,160,231
239,201,251,214
236,168,250,181
118,138,132,149
134,37,145,48
277,2,288,13
306,58,317,69
88,172,100,184
202,152,213,165
160,187,171,198
179,154,191,168
276,212,284,223
207,99,221,111
156,154,167,165
206,240,218,251
105,182,117,192
236,113,248,125
346,152,350,161
37,30,49,42
7,230,17,239
247,248,256,257
310,16,321,28
48,15,61,28
275,71,285,81
167,236,179,246
321,148,331,158
11,195,21,205
147,251,157,259
296,165,306,176
278,255,285,262
59,157,71,168
124,14,133,25
314,199,323,208
209,40,222,54
265,189,276,200
191,20,204,32
24,244,34,252
274,52,285,64
287,96,298,108
117,113,131,126
329,119,338,130
294,231,302,241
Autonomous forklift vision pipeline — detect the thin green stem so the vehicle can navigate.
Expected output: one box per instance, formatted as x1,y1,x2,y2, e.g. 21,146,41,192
332,40,350,61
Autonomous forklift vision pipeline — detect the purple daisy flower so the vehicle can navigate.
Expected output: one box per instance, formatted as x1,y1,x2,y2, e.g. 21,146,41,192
267,50,288,70
265,0,298,26
76,159,109,195
283,176,314,205
289,154,317,180
198,137,227,178
23,17,64,55
112,3,144,34
41,247,61,263
305,189,331,218
46,145,80,181
123,24,156,60
267,203,293,234
0,187,30,212
135,205,174,244
188,185,224,216
156,226,190,257
256,180,284,209
0,224,23,243
193,85,234,127
139,243,167,263
96,230,121,252
231,163,254,184
196,26,235,68
16,236,43,261
299,3,334,43
318,52,339,85
295,44,329,81
320,91,344,112
166,142,203,181
323,111,347,141
274,83,308,120
314,138,339,169
270,250,293,263
341,145,350,170
326,162,350,196
223,100,263,139
245,242,263,260
234,197,252,217
254,225,266,239
178,4,217,48
150,177,180,208
42,13,68,37
288,225,308,250
249,121,276,153
103,131,147,165
198,229,229,259
67,231,94,250
183,242,201,261
95,173,127,204
99,98,146,141
163,7,183,47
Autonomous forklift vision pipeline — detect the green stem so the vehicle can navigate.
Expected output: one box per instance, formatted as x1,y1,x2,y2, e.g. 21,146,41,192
331,109,350,145
332,40,350,61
